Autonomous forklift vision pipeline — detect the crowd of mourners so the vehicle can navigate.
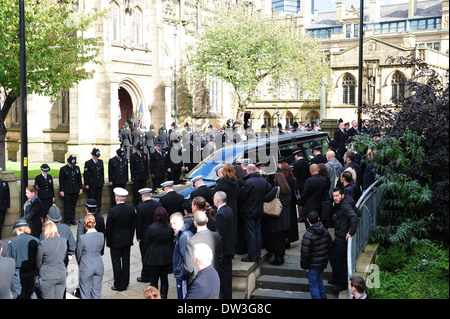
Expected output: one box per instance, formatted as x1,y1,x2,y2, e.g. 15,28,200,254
0,117,379,300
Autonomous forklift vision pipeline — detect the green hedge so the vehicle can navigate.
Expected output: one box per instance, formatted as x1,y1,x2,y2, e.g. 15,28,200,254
370,240,449,299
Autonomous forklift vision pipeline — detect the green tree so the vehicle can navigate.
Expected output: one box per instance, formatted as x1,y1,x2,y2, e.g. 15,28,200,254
0,0,104,168
358,55,449,243
186,4,331,122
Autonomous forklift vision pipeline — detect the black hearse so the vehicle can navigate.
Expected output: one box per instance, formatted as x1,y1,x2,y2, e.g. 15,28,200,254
152,131,330,199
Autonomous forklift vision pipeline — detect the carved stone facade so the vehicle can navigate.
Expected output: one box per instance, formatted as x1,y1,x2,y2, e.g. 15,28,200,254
5,0,449,163
6,0,237,163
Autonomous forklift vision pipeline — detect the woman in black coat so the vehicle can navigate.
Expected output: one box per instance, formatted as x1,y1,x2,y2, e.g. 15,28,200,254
280,164,299,246
23,186,43,239
214,164,238,246
143,207,174,299
263,173,291,265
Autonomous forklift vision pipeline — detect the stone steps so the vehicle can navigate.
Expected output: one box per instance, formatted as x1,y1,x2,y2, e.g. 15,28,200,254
250,255,338,299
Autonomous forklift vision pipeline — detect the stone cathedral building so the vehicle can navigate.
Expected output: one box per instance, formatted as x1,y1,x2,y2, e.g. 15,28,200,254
6,0,237,163
4,0,449,163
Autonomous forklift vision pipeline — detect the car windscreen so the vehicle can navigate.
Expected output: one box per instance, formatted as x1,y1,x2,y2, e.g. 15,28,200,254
185,144,249,181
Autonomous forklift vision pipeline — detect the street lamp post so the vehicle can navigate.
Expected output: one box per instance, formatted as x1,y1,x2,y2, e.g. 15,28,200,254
19,0,28,212
357,0,364,131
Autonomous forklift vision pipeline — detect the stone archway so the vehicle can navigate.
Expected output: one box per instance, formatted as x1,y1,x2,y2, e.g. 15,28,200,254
118,77,146,131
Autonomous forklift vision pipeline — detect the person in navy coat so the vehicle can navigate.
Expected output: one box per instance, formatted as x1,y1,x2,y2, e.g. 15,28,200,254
185,243,220,299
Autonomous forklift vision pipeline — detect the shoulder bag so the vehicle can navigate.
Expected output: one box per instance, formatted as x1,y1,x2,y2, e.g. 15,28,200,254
263,186,283,217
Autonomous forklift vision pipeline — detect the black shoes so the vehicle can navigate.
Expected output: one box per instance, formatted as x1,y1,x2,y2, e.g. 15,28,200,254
137,277,150,283
269,255,285,265
241,256,256,262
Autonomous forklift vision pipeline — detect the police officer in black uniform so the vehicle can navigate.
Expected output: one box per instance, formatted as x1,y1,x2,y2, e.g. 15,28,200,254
34,164,55,221
144,124,157,154
83,148,105,212
165,138,183,183
150,142,167,190
120,122,133,161
108,148,129,206
59,155,83,225
130,142,149,207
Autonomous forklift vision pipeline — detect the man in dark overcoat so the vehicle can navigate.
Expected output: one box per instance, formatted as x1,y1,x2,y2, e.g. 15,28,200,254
300,164,329,229
213,191,235,299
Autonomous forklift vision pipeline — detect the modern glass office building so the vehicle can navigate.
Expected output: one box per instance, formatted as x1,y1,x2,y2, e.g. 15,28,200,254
272,0,301,14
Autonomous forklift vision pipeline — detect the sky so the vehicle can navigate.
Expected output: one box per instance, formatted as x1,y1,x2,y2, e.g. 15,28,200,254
314,0,410,13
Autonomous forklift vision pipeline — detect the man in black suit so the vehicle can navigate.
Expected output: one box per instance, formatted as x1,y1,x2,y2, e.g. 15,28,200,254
159,181,184,217
300,164,329,229
0,169,10,239
292,148,310,193
189,176,214,207
334,121,348,164
105,187,136,291
213,191,234,299
83,148,105,212
108,148,129,207
309,141,327,165
184,197,222,285
347,120,360,137
59,155,83,225
34,164,54,221
136,188,162,283
130,142,149,207
150,142,167,190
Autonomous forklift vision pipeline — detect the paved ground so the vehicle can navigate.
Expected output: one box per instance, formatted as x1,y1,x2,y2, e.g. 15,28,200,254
64,215,309,299
5,216,339,300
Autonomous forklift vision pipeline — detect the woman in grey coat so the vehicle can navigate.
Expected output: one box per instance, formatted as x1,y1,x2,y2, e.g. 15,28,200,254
36,220,67,299
76,214,104,299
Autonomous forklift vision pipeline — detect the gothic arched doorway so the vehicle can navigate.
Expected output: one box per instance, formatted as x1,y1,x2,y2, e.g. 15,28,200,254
119,87,133,130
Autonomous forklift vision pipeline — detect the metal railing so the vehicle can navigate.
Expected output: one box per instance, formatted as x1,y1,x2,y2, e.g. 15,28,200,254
347,180,382,298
